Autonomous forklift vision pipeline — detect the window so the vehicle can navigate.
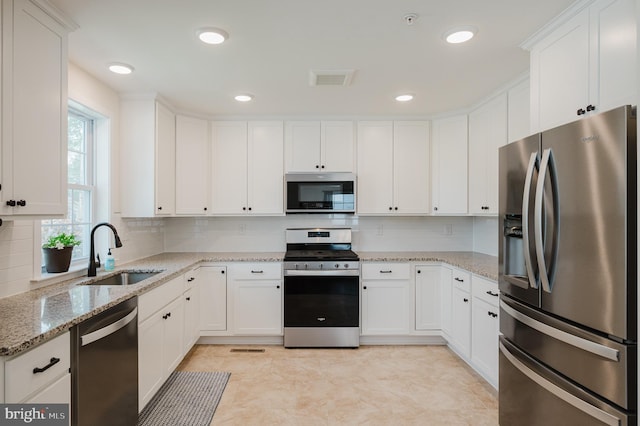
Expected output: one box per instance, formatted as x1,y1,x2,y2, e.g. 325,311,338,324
41,108,95,265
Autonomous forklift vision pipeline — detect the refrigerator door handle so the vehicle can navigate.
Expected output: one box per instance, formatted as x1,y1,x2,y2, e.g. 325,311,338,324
500,300,619,362
500,342,622,426
534,148,559,293
522,152,538,289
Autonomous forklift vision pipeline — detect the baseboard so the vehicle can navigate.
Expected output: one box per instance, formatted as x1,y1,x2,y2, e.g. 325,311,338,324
197,334,447,346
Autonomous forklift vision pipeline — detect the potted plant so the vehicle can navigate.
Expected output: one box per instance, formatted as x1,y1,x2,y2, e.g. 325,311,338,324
42,232,81,273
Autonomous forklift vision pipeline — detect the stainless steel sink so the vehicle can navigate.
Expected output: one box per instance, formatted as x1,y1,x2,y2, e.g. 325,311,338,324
86,271,161,286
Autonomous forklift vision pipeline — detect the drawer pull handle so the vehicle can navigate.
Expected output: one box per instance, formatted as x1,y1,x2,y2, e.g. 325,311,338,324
33,357,60,374
454,277,464,282
379,270,393,274
486,290,499,297
251,270,264,274
487,311,498,318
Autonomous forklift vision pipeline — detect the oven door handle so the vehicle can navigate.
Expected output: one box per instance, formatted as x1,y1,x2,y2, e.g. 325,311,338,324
284,269,360,277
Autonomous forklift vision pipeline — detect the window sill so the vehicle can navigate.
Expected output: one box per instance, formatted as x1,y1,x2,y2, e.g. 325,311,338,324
31,264,88,288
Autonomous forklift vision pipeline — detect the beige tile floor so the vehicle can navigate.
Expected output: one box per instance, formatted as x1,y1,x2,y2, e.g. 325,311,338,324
178,344,498,425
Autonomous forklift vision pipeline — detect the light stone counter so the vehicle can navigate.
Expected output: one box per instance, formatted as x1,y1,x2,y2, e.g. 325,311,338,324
359,251,498,281
0,250,495,356
0,252,284,356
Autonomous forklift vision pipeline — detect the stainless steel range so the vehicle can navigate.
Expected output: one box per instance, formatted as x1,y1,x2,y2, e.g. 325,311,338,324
283,228,360,348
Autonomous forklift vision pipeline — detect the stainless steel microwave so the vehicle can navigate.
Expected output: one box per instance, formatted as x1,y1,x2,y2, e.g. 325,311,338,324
285,173,356,213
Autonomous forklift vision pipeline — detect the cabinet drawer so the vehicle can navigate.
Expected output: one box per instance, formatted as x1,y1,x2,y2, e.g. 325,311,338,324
139,276,184,322
451,268,471,292
229,263,281,280
5,332,70,403
362,263,410,280
472,275,499,306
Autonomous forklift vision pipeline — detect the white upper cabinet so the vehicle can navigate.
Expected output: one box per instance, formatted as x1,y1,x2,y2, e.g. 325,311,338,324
507,78,531,143
357,121,430,215
285,121,355,172
211,121,284,215
431,115,468,215
468,94,507,215
175,115,209,215
1,0,72,217
121,99,175,217
528,0,636,132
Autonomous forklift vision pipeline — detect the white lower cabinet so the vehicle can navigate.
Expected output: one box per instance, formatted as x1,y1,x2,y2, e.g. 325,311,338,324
361,263,411,335
439,265,453,337
199,266,228,332
183,269,200,354
138,276,185,410
3,332,71,405
229,263,282,335
471,275,500,387
449,269,472,359
415,265,441,330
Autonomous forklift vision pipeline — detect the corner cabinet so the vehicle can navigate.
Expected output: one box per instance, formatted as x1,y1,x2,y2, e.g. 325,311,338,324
468,94,507,215
121,98,176,217
1,0,74,217
284,121,355,172
211,121,284,215
357,121,430,215
430,115,468,215
528,0,636,132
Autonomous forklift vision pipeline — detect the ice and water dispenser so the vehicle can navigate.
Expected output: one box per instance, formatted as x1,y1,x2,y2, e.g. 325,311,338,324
503,214,526,279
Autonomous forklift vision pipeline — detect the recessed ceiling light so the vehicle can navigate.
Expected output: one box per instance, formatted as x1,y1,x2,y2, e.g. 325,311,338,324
108,63,134,74
234,94,253,102
197,28,228,45
444,26,477,44
395,94,414,102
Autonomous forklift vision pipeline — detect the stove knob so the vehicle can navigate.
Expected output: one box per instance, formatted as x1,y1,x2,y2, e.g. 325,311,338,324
304,263,308,270
335,263,340,269
344,263,349,268
319,263,323,269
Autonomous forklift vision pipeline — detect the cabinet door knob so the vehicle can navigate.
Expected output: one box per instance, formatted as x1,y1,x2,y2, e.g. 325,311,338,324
363,286,367,290
586,104,596,112
315,165,319,169
204,207,208,211
248,207,252,211
434,207,438,211
321,165,325,169
17,200,26,206
577,108,586,116
463,298,469,303
157,206,162,210
186,297,191,301
6,200,16,207
417,270,421,274
394,207,398,211
389,207,393,210
276,285,280,289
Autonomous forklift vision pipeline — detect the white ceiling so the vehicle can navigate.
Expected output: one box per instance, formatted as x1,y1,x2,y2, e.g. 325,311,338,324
49,0,576,117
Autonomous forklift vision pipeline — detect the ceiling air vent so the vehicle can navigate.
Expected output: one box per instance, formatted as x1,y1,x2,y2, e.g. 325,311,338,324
309,69,355,86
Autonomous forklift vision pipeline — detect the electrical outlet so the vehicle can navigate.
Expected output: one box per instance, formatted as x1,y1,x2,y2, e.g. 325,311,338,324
443,224,453,235
377,224,384,236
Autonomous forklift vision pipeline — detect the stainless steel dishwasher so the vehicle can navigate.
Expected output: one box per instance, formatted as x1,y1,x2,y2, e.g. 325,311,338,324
71,297,138,426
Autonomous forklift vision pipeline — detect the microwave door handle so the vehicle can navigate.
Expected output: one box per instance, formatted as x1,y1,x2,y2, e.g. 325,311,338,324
522,152,538,289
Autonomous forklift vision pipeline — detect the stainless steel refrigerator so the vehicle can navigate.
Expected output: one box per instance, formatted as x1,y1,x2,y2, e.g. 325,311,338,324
499,105,637,425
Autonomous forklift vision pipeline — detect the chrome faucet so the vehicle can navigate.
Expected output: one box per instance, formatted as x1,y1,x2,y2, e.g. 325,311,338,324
88,222,123,277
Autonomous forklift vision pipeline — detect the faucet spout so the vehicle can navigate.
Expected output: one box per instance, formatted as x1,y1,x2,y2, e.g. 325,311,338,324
88,222,123,277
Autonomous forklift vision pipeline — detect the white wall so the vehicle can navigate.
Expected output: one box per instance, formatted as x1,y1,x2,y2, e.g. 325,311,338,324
164,216,474,253
472,217,498,256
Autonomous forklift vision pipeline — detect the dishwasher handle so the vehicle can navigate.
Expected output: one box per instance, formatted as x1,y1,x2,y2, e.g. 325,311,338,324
81,307,138,347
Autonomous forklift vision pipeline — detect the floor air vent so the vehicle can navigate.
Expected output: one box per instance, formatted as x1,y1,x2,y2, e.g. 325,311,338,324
230,348,265,353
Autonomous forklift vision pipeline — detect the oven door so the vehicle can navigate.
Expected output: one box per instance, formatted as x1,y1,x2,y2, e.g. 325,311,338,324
284,272,359,327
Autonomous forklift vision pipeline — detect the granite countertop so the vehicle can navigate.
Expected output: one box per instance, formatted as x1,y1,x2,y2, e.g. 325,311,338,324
0,252,284,357
0,250,495,357
358,251,498,281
